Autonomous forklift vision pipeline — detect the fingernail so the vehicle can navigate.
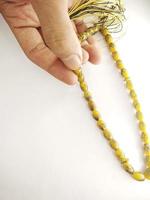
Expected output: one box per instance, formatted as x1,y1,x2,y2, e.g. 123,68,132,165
62,54,82,70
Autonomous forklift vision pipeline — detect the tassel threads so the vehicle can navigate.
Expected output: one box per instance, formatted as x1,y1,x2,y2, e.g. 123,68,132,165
69,0,125,33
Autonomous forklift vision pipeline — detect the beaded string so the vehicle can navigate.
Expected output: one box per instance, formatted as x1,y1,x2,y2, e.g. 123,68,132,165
74,26,150,181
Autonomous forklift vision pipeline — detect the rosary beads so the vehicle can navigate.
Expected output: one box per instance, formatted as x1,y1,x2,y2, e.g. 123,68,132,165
74,27,150,181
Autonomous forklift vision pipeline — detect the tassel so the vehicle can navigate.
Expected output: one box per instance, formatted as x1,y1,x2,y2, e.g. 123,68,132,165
69,0,125,33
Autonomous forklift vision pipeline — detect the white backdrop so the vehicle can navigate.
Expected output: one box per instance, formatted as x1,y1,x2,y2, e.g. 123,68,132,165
0,0,150,199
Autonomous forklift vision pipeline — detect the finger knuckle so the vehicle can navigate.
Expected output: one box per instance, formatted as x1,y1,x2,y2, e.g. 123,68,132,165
27,42,46,61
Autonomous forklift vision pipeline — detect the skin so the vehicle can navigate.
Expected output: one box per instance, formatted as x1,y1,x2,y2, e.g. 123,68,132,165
0,0,101,85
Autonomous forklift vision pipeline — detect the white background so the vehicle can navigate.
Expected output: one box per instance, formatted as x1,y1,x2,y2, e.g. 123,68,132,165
0,0,150,199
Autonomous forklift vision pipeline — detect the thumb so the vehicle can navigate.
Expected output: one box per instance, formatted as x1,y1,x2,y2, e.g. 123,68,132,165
31,0,83,70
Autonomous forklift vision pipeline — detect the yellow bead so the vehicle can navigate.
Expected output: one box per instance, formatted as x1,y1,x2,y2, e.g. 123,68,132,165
115,149,127,163
80,82,88,91
144,151,150,157
112,51,120,61
78,74,84,82
136,111,143,121
94,25,100,33
115,149,124,158
79,34,88,42
89,28,95,35
126,79,133,90
92,110,100,120
122,162,134,174
130,90,137,99
103,129,112,140
109,43,116,53
105,34,111,39
144,144,150,151
105,34,113,44
121,68,129,79
144,168,150,180
133,100,141,111
144,144,150,157
139,121,146,132
84,91,92,100
116,60,124,69
97,119,106,130
145,156,150,167
132,172,145,181
115,148,122,154
141,132,149,143
93,25,99,33
101,28,109,36
88,100,96,111
145,150,150,157
74,69,82,76
85,31,90,38
121,158,128,164
109,139,119,150
146,156,150,163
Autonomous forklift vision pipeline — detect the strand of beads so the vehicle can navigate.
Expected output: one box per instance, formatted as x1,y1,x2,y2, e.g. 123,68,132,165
74,67,145,181
101,28,150,180
73,26,150,181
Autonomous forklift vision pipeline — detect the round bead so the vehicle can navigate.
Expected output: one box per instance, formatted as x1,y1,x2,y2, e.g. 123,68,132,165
120,157,128,164
95,24,100,32
84,91,92,101
86,31,90,38
116,60,124,69
144,168,150,180
132,172,145,181
105,34,113,44
144,150,150,157
126,79,133,90
105,34,111,39
88,100,96,111
136,111,143,121
109,139,119,150
133,100,141,111
74,69,82,76
112,52,120,61
122,162,134,174
141,132,149,144
145,156,150,167
130,90,137,99
92,110,100,120
79,34,87,42
103,129,112,140
144,143,150,156
80,82,88,91
97,119,106,130
109,43,116,53
115,149,124,158
89,28,94,35
139,121,146,132
144,144,150,152
78,74,84,82
115,149,127,163
121,68,129,79
101,28,109,36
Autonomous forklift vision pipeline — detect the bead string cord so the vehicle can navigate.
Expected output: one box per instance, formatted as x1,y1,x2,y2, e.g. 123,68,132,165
73,26,150,181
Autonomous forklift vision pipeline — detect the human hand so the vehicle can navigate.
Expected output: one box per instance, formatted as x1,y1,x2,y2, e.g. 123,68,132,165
0,0,101,85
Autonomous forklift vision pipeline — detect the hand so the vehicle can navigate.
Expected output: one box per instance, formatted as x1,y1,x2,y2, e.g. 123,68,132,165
0,0,101,85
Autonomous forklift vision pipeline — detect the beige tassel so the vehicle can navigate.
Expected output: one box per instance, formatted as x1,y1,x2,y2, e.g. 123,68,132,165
69,0,125,33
